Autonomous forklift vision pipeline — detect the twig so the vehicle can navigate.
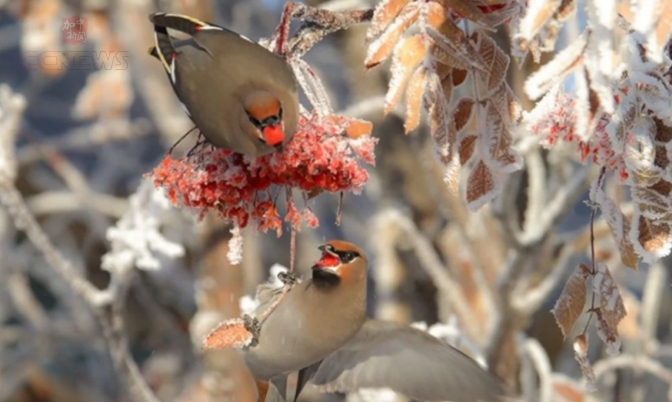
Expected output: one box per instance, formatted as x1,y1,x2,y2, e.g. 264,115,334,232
374,209,477,334
594,355,672,387
518,336,553,402
17,118,153,165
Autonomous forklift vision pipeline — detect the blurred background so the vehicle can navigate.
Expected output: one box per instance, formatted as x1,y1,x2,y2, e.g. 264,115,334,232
0,0,671,401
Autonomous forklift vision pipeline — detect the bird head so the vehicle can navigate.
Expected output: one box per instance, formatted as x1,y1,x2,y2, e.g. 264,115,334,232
243,90,286,148
312,240,367,286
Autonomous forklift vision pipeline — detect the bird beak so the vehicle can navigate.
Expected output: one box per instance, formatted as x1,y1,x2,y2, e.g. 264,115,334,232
314,244,341,272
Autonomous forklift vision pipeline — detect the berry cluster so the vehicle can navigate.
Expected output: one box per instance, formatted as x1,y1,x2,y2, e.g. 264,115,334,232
149,113,376,235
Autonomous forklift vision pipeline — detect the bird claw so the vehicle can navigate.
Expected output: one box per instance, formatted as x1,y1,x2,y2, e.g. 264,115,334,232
243,314,261,348
278,271,298,286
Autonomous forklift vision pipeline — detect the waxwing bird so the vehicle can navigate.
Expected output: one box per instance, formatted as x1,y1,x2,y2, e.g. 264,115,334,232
242,240,369,382
237,241,510,402
147,13,299,157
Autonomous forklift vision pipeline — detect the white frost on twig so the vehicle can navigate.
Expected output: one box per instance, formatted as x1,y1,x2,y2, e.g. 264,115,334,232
0,85,26,181
101,180,185,276
227,225,244,265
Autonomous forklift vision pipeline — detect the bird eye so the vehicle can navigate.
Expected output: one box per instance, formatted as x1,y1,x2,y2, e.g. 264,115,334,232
248,114,261,127
340,251,357,263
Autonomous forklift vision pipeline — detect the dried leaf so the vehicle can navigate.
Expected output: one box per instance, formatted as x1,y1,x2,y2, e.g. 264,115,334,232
384,34,427,115
592,263,626,355
202,318,254,350
437,0,488,24
344,118,373,139
466,159,497,211
429,38,471,70
591,186,639,270
631,207,672,263
573,334,596,387
452,69,468,86
427,2,467,44
404,66,428,133
481,102,522,172
366,0,412,42
478,34,510,92
365,3,420,69
459,135,477,165
552,264,590,338
453,97,475,132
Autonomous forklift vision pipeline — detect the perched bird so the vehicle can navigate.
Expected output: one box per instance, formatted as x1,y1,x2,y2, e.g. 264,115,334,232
238,241,509,402
147,13,299,156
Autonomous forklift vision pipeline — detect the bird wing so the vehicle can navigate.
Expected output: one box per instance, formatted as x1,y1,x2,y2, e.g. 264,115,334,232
311,320,508,402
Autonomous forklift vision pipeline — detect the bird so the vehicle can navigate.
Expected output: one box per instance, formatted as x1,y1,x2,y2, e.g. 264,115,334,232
147,12,299,157
234,240,509,402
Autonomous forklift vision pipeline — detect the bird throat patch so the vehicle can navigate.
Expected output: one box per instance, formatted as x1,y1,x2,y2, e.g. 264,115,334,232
262,125,284,146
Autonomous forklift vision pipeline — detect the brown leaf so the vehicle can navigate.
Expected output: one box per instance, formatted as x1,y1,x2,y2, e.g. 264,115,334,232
459,135,477,165
404,66,428,133
453,97,475,132
437,0,488,24
596,193,639,270
654,116,672,142
202,318,254,350
452,69,469,86
478,34,510,92
384,34,426,115
592,263,626,355
366,0,412,42
344,118,373,139
427,2,467,44
552,264,590,339
466,159,495,209
325,115,374,139
635,211,672,254
573,334,596,384
428,38,471,70
365,3,420,70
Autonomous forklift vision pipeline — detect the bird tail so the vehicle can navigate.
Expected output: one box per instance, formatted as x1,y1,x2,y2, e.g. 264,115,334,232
148,12,221,35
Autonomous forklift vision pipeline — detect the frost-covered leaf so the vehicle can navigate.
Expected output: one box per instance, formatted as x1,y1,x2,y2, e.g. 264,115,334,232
404,66,428,133
466,159,498,211
459,135,477,165
592,263,626,356
366,0,412,42
630,205,672,263
480,102,523,172
202,317,254,350
452,68,468,86
365,3,420,69
590,182,638,270
604,86,638,153
453,97,475,132
437,0,488,24
384,34,426,115
552,263,590,339
477,34,510,93
573,334,596,387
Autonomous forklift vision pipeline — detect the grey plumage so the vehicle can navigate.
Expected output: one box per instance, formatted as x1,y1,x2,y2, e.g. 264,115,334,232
148,13,299,156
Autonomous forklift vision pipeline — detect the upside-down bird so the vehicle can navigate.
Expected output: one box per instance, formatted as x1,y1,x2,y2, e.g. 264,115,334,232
147,12,299,156
231,240,509,402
